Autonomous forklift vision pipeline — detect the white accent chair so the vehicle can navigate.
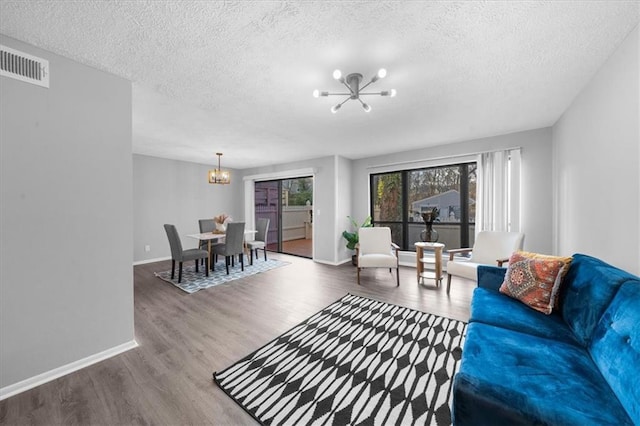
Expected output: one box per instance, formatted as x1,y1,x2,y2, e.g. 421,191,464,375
446,231,525,293
356,227,400,286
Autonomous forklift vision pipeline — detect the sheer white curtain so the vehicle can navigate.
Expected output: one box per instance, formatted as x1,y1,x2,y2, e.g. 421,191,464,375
476,149,521,233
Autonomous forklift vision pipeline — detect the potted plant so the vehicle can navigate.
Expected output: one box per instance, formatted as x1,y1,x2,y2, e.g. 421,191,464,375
342,215,372,265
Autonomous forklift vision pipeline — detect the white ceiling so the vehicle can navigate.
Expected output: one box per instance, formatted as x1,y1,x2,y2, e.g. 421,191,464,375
1,1,638,169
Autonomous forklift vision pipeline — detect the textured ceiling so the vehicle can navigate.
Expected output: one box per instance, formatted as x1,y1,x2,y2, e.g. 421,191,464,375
1,1,638,169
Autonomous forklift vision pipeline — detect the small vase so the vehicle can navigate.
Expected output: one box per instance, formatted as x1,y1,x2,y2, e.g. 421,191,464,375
215,223,227,232
420,222,439,242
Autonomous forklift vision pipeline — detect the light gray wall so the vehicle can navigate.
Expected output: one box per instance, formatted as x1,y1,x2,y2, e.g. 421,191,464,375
240,156,337,263
0,36,134,388
349,128,553,263
133,154,242,262
336,156,353,263
553,25,639,275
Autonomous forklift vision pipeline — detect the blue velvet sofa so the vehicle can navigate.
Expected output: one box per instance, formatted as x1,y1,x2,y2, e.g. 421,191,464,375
452,253,639,425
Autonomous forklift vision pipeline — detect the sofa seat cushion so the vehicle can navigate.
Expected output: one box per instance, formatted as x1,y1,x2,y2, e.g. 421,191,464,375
470,287,580,346
452,322,633,426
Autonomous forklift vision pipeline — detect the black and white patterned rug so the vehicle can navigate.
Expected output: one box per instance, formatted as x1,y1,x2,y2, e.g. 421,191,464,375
213,294,467,426
155,258,289,294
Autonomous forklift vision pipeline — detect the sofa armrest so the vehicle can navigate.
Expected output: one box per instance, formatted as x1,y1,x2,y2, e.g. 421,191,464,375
477,265,507,291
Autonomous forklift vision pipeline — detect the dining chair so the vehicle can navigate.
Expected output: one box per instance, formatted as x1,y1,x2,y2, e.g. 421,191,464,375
212,222,246,274
198,218,221,266
356,227,400,286
247,218,270,265
163,224,209,283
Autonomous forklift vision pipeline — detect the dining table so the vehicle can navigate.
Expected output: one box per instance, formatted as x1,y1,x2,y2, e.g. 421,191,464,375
186,229,257,270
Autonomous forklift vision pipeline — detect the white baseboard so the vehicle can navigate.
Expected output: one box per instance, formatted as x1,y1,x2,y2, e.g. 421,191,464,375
0,339,138,401
133,256,171,266
314,258,351,266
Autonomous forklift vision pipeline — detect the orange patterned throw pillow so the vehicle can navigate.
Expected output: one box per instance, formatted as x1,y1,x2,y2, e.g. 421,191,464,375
499,251,573,315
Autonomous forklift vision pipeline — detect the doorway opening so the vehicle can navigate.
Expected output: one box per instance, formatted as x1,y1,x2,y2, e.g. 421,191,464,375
254,177,313,258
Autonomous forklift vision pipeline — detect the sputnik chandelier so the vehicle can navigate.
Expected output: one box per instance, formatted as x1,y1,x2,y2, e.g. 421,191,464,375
313,68,396,113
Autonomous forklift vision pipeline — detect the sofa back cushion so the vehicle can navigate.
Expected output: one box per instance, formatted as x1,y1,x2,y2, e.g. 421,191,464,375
589,280,640,424
561,254,639,346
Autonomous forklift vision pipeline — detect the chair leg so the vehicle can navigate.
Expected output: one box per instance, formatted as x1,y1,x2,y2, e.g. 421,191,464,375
171,259,176,279
263,248,267,261
195,259,199,273
396,267,400,286
357,267,361,284
225,256,230,275
205,257,209,277
240,253,244,271
447,274,452,294
250,249,254,266
178,261,183,283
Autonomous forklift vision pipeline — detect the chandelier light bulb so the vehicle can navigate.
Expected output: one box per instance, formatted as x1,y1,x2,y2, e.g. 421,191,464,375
362,103,371,112
331,104,341,113
390,89,397,97
333,69,342,80
313,89,320,98
377,68,387,79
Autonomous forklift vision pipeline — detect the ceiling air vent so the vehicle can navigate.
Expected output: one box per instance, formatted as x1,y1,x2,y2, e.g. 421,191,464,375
0,45,49,88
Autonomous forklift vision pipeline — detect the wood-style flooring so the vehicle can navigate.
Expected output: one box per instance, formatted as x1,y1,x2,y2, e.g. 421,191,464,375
0,254,475,425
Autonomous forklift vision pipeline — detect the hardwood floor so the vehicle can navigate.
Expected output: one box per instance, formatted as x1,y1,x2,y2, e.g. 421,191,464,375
0,254,475,425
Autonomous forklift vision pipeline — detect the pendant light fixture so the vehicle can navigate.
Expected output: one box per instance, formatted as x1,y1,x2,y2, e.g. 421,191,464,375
313,68,396,113
208,152,231,184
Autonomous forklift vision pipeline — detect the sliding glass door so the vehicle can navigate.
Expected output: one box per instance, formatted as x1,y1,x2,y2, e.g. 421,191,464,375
254,177,313,258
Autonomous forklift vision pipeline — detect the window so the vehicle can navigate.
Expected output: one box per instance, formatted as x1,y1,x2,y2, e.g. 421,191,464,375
370,163,476,251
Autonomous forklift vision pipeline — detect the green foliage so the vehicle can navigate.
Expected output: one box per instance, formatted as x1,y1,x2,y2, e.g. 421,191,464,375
341,216,372,250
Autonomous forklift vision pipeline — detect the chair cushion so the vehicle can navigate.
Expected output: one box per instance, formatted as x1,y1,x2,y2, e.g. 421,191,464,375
181,248,208,262
470,287,580,346
446,259,478,281
358,253,397,268
469,231,524,265
452,322,633,425
247,241,265,249
499,251,573,315
358,227,392,255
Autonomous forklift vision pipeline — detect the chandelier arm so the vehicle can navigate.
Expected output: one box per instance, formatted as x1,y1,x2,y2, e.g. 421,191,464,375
359,92,386,96
338,96,351,106
324,92,352,96
359,80,375,92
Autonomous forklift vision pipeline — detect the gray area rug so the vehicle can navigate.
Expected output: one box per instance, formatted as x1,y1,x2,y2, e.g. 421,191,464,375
214,294,467,425
155,258,289,293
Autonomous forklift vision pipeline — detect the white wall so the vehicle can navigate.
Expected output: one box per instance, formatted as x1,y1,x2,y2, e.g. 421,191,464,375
553,25,639,275
336,156,353,264
241,156,336,263
0,36,134,391
133,154,242,262
349,128,553,263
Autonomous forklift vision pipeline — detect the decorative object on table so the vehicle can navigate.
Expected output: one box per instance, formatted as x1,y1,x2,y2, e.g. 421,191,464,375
208,152,231,184
214,294,466,426
154,258,290,294
163,224,209,283
342,215,372,266
356,226,400,286
313,68,396,113
214,213,231,232
420,207,440,242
